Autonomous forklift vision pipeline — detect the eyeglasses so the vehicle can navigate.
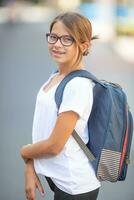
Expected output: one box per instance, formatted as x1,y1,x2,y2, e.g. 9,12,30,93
46,33,74,46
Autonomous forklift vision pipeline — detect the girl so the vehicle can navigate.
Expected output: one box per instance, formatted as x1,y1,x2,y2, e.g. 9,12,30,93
21,12,101,200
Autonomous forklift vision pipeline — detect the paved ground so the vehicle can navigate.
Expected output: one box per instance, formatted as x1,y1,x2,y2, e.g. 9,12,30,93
0,21,134,200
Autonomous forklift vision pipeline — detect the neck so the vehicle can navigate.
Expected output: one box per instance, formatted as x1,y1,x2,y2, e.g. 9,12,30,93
58,62,85,76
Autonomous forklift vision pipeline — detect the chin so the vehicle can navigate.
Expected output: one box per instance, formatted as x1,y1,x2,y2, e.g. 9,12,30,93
53,57,66,64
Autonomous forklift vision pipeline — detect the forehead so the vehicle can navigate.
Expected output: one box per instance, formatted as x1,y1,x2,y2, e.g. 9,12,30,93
51,21,70,36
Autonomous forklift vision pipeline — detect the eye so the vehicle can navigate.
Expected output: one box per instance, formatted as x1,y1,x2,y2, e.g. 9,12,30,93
49,34,57,41
63,36,73,43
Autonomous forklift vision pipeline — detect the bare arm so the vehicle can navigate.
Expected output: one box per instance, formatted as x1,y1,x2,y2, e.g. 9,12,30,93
20,111,79,160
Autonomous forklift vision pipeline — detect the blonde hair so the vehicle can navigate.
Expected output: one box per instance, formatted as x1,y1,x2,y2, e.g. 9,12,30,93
49,12,97,68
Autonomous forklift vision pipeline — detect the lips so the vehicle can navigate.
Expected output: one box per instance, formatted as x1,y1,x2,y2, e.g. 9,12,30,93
52,50,65,56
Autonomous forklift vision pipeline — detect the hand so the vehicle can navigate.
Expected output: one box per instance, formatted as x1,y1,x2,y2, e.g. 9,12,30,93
25,160,45,200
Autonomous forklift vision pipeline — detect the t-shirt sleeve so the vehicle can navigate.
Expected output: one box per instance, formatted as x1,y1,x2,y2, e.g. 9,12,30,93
58,77,93,119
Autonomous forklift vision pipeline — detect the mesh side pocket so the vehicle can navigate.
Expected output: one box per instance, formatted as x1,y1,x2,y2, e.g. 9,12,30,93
97,149,121,182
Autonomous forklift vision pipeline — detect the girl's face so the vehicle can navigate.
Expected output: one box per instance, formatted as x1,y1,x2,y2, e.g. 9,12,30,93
48,21,79,67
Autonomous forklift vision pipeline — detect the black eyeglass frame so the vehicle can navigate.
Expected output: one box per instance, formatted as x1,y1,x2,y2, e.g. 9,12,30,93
46,33,75,47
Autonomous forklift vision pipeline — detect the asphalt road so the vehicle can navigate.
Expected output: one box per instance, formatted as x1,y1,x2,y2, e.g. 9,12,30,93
0,22,134,200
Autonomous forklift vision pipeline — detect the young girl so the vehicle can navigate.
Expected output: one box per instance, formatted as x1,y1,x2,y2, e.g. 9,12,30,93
21,12,101,200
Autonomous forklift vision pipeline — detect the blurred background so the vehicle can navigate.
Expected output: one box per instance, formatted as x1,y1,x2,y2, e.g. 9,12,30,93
0,0,134,200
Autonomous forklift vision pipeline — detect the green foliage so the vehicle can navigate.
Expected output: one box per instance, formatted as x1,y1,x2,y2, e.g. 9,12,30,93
31,0,42,3
0,0,3,6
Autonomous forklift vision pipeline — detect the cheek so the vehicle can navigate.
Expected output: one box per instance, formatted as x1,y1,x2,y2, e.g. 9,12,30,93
48,44,54,57
48,44,52,52
68,45,79,58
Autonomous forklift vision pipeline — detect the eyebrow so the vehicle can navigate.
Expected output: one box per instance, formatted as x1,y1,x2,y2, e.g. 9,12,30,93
50,32,71,37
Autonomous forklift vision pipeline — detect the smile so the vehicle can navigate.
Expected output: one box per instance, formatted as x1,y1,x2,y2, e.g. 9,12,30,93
52,50,66,55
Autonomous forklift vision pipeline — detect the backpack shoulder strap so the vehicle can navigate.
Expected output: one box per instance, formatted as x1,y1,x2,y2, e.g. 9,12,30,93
72,130,95,160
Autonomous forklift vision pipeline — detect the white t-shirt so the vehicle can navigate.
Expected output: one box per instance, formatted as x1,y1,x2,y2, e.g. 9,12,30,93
32,72,101,195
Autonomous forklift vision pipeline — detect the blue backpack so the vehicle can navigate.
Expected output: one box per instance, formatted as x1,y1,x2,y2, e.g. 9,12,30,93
55,69,133,182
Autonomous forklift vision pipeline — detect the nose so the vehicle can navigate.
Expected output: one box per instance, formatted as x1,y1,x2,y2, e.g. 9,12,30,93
54,38,63,47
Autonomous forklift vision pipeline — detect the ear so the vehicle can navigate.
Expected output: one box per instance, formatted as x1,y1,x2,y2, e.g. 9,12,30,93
80,42,89,54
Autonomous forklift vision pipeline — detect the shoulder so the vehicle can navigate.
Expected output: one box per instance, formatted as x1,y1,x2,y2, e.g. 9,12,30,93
61,77,94,101
65,77,94,91
58,77,94,117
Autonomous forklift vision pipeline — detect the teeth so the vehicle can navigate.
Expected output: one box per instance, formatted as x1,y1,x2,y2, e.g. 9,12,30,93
53,51,65,54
